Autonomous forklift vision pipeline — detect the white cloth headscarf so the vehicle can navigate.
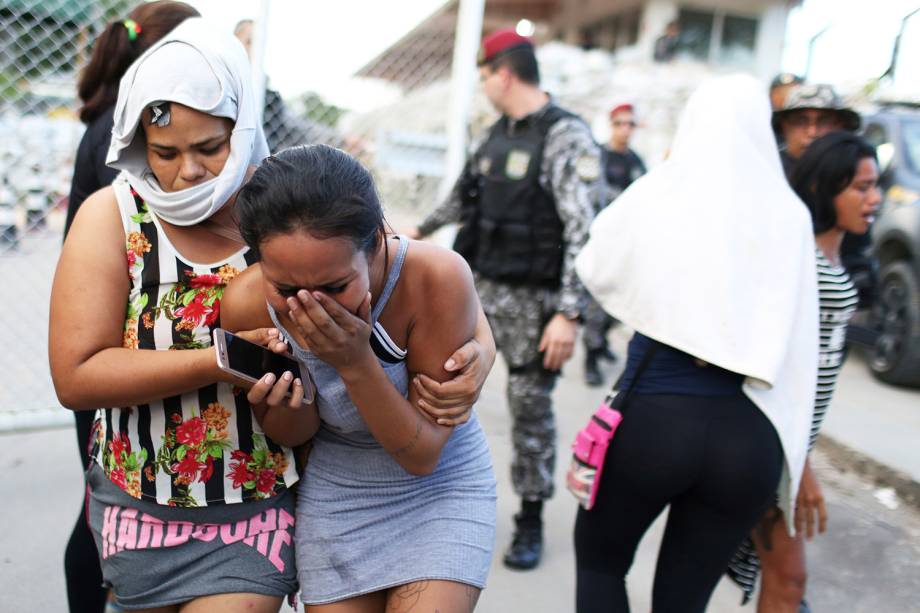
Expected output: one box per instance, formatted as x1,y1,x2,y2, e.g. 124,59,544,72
106,18,269,226
576,74,818,533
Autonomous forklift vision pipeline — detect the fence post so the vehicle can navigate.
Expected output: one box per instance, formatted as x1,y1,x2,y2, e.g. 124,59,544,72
250,0,272,124
439,0,485,202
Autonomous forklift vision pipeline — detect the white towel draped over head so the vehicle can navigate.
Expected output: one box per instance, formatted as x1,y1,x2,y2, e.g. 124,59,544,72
575,74,818,532
106,17,269,226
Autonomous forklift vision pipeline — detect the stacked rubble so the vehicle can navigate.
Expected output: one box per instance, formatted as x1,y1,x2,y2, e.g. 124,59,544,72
346,41,729,214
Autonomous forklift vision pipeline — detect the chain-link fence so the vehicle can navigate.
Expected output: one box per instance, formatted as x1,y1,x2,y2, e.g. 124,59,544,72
0,0,467,431
0,0,134,430
261,2,464,224
0,0,743,431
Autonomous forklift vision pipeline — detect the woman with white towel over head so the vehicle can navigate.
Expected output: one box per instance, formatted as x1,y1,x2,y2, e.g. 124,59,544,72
572,74,819,613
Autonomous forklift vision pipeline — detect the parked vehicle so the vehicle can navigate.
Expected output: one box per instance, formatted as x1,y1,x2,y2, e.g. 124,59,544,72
852,104,920,387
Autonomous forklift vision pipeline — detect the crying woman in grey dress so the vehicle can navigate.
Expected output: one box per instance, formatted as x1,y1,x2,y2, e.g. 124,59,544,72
223,144,498,612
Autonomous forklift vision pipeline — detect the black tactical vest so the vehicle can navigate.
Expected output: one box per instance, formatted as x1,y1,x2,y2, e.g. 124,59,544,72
455,105,575,288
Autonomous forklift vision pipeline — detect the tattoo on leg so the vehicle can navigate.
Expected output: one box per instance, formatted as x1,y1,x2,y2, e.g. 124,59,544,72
389,581,429,612
465,585,480,610
756,506,783,552
387,581,479,612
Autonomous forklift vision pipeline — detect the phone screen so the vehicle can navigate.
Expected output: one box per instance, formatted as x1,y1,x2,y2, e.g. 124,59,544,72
223,331,302,382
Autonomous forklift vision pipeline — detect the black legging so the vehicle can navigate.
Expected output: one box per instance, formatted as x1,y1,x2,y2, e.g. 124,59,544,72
64,410,107,613
574,393,782,613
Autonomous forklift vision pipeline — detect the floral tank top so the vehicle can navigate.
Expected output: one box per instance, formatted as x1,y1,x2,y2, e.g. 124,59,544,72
91,176,298,507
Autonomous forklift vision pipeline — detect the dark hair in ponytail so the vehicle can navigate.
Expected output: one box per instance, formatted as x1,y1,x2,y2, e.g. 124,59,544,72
237,145,386,258
77,1,200,123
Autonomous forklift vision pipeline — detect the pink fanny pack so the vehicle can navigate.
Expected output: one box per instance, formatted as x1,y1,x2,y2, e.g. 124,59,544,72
565,401,622,510
565,339,659,511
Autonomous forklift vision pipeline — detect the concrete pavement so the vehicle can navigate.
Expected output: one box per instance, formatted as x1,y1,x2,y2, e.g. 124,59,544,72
823,350,920,483
3,329,919,612
472,332,920,613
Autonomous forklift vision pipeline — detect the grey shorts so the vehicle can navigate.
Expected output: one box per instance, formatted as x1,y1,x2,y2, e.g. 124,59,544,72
86,463,297,610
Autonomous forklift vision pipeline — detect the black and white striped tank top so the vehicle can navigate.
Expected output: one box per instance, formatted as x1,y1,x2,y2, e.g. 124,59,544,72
90,176,299,508
726,247,859,602
810,248,858,449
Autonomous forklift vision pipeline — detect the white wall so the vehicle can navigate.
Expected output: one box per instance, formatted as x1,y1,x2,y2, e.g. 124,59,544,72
755,3,791,80
553,0,789,79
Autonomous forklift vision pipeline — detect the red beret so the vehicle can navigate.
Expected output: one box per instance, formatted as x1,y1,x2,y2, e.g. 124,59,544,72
609,103,634,118
477,29,533,65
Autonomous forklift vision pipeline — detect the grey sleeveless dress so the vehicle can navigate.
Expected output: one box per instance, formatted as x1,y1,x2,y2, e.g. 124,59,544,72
268,236,496,605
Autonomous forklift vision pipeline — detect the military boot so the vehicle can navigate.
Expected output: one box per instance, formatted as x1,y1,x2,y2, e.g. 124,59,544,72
585,350,604,387
599,345,618,363
503,512,543,570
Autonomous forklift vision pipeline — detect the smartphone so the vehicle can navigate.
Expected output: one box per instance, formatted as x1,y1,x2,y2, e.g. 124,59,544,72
213,328,314,404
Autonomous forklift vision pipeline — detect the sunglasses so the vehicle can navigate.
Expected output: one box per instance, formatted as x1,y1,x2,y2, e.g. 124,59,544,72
612,120,636,128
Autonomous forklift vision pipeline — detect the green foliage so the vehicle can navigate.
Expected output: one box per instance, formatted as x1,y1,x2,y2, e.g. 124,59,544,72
1,0,134,88
0,70,20,101
299,91,345,127
130,210,152,224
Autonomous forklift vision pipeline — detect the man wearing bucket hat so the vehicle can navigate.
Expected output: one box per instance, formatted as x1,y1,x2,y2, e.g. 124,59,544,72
769,73,804,111
411,28,599,570
771,83,871,309
773,83,861,179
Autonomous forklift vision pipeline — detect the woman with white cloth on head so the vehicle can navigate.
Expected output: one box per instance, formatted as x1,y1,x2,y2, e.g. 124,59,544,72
572,74,819,613
49,18,494,612
50,20,299,611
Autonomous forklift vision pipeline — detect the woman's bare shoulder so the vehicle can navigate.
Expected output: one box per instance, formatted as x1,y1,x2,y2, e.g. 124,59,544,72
63,186,122,252
401,238,476,323
403,238,472,287
69,186,119,229
400,239,478,378
225,262,265,294
222,263,272,331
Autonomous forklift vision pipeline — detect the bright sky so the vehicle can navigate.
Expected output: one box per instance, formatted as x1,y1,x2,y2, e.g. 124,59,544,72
783,0,920,91
188,0,920,108
188,0,446,108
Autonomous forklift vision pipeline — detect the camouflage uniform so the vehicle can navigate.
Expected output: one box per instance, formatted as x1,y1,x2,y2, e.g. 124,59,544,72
581,164,618,357
582,296,614,354
418,102,598,500
582,146,645,358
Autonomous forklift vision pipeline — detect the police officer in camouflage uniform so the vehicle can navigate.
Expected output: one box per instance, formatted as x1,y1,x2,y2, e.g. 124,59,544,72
583,102,647,386
411,29,599,571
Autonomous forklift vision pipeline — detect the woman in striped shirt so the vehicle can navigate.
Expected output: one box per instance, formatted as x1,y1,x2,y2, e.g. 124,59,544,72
733,131,882,611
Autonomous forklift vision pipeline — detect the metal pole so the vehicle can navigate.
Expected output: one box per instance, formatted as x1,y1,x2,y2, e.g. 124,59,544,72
250,0,271,125
885,7,920,82
439,0,486,201
804,25,829,80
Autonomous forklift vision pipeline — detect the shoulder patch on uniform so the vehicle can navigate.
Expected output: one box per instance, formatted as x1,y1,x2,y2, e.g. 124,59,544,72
575,154,601,182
